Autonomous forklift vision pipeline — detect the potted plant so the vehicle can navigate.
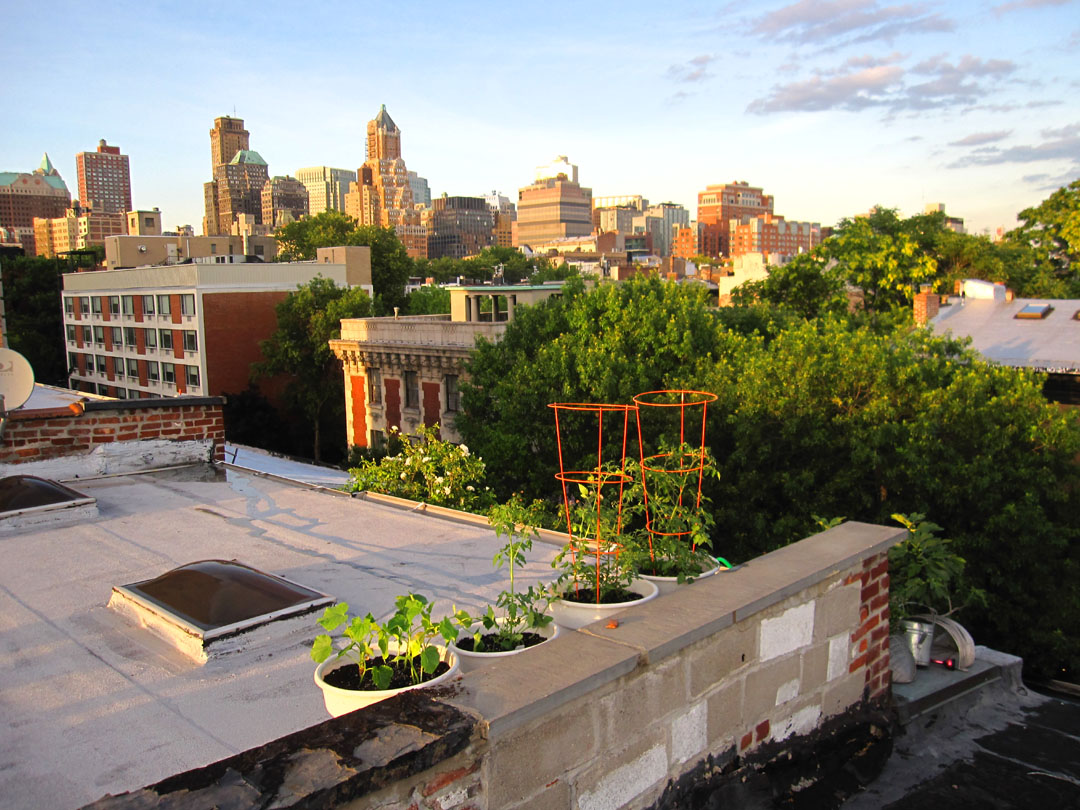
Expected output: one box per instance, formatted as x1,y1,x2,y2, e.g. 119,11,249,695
449,495,559,671
311,593,460,716
548,477,659,629
889,513,986,668
623,443,724,594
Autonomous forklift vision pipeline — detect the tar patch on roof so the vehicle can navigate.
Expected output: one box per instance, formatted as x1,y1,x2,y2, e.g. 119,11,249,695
1015,303,1053,320
109,559,333,662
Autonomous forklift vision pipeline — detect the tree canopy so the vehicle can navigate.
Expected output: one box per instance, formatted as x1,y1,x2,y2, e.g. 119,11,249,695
1005,178,1080,297
274,211,412,314
1,255,67,386
253,276,372,461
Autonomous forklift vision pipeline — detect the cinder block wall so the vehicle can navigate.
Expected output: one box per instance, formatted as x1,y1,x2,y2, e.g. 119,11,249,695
0,397,226,470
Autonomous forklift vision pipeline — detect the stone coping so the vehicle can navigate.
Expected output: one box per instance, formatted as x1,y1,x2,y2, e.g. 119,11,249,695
446,520,905,737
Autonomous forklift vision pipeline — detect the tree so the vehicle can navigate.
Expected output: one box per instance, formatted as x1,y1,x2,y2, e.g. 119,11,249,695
405,284,450,315
730,252,847,320
253,277,372,462
274,211,412,315
0,255,67,385
1006,178,1080,297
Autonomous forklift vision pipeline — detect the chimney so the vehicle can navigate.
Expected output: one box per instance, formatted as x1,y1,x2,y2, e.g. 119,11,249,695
914,291,940,326
1005,288,1015,302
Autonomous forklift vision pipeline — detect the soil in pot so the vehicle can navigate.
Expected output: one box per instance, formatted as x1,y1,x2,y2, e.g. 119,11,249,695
559,587,645,604
322,654,452,691
454,632,547,652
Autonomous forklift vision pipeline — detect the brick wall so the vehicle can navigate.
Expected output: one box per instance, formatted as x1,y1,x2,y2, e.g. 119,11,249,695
202,290,289,398
0,397,226,470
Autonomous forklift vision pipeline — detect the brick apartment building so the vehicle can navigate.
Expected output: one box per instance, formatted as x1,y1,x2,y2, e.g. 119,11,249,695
62,247,372,400
728,213,821,258
76,139,132,214
0,154,71,254
697,181,774,257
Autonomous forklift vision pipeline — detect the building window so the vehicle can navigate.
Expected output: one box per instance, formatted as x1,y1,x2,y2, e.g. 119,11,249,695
122,295,134,315
144,328,158,349
109,296,120,316
367,367,382,404
159,329,173,350
95,355,107,374
162,363,175,384
157,295,171,315
66,325,76,342
93,325,105,346
64,297,74,315
404,371,419,408
115,387,127,399
147,361,160,382
370,430,385,449
181,294,196,316
444,374,459,412
68,352,78,372
144,216,154,229
111,327,122,346
185,366,200,387
92,297,102,315
142,295,155,315
182,330,197,351
123,327,136,345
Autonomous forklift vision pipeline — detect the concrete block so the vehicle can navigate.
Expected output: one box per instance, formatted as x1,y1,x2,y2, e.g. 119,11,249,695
744,655,801,721
823,670,865,718
760,602,815,661
688,619,758,697
813,580,861,642
776,678,800,705
671,701,708,765
576,742,668,810
773,701,823,741
801,641,829,691
827,634,850,682
505,777,572,810
706,679,742,750
485,700,598,808
599,657,686,749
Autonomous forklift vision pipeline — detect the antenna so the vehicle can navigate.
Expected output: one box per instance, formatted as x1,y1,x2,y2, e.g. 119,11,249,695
0,348,35,439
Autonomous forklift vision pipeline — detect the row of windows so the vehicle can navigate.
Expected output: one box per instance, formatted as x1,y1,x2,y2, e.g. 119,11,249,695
66,325,197,352
366,368,459,412
63,293,196,318
68,352,200,387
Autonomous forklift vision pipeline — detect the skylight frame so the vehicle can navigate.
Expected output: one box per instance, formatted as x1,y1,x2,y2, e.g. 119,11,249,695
1015,303,1053,320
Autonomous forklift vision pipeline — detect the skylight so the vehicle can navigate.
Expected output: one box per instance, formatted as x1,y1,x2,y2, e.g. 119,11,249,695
109,559,333,661
1015,303,1053,320
0,475,97,529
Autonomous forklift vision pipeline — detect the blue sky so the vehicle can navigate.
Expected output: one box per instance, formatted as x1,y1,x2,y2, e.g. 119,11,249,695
3,0,1078,235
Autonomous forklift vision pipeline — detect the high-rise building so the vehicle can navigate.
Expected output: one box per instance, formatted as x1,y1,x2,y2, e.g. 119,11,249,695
347,105,427,258
0,154,71,254
697,182,774,258
202,117,270,236
592,194,648,232
484,191,516,248
426,196,495,260
295,166,355,215
76,140,131,214
408,171,431,207
641,202,690,257
261,176,309,229
516,157,592,247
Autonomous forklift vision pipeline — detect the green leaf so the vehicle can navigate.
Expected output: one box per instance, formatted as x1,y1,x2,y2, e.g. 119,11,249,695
420,645,441,675
311,633,333,663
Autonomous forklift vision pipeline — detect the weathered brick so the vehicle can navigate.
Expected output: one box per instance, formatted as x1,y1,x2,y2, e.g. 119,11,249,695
851,614,880,643
422,762,479,797
849,653,869,673
755,719,770,743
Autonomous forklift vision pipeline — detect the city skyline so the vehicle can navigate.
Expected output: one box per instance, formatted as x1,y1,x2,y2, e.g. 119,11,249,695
3,0,1078,236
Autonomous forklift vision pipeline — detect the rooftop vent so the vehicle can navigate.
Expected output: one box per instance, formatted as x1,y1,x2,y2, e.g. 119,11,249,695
0,475,97,530
108,559,333,662
1015,303,1053,320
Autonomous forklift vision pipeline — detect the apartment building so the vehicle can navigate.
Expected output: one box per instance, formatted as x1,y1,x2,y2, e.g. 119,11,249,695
697,181,775,257
76,140,132,214
728,213,821,259
33,203,126,257
331,283,567,448
62,247,372,400
0,154,71,254
516,157,592,247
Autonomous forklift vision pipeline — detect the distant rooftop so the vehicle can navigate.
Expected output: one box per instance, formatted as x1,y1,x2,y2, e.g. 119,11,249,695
228,149,267,166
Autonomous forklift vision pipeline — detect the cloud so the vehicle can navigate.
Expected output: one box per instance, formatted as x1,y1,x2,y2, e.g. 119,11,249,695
1021,170,1080,190
667,54,716,83
993,0,1072,16
949,131,1013,146
750,0,954,47
748,53,1016,114
948,122,1080,168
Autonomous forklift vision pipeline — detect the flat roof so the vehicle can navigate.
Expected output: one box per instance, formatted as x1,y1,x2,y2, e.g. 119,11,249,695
931,297,1080,373
0,464,555,809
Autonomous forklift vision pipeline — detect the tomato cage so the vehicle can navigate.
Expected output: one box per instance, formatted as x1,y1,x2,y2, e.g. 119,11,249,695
549,402,636,603
632,389,718,557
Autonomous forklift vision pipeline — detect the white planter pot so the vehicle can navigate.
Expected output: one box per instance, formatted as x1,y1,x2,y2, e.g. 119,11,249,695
550,578,660,630
637,561,723,595
313,644,459,717
449,617,560,673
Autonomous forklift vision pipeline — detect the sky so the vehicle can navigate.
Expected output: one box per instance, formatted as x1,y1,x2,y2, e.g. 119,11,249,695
3,0,1078,236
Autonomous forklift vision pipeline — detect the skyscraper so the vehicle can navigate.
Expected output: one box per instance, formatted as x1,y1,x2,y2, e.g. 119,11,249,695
76,140,131,214
202,116,269,236
295,166,355,215
515,157,592,247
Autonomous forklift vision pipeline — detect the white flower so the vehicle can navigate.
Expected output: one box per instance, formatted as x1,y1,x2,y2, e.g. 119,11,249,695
466,485,475,492
443,487,451,496
423,456,431,463
434,476,444,484
399,472,407,480
459,445,470,456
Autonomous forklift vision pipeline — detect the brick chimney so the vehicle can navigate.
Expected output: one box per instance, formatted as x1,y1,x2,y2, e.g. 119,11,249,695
914,291,940,325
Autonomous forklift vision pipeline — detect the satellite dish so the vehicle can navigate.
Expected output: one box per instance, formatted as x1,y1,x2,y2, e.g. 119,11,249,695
0,348,35,411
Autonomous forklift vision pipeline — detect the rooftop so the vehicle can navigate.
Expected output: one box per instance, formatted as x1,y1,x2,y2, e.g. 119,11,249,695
0,460,554,809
